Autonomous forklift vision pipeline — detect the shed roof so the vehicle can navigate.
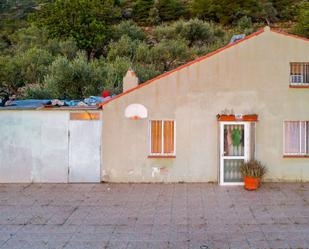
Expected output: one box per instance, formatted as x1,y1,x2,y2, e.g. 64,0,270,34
0,99,101,111
0,100,50,110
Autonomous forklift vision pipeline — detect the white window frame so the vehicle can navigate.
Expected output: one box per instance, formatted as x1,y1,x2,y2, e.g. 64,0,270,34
149,119,176,156
283,121,308,156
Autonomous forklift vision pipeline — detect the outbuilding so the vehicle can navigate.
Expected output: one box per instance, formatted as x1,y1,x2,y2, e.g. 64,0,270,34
0,100,102,183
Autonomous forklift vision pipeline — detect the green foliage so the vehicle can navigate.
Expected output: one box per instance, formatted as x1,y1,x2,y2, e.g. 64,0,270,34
293,2,309,38
105,57,131,93
150,39,192,71
0,55,25,98
134,63,161,83
272,0,299,20
0,0,307,100
132,0,154,25
19,47,53,84
234,16,255,34
190,0,279,25
256,1,278,26
24,84,53,99
157,0,186,22
31,0,121,57
108,35,144,61
0,47,53,98
154,19,226,46
113,21,146,41
44,52,105,99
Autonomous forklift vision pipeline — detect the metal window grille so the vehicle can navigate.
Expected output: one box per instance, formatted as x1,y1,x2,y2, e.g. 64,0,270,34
290,63,309,86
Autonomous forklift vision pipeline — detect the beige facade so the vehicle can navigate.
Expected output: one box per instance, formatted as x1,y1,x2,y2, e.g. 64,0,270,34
102,27,309,183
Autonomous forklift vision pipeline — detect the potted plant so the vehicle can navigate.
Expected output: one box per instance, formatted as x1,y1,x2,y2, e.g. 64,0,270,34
240,160,267,190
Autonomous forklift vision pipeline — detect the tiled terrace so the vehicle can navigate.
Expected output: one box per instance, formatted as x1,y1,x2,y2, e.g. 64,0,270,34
0,183,309,249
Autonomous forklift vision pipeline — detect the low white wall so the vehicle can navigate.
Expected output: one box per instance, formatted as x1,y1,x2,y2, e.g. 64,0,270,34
0,111,69,183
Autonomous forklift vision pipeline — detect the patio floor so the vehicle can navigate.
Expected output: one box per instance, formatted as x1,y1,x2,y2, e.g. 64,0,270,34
0,183,309,249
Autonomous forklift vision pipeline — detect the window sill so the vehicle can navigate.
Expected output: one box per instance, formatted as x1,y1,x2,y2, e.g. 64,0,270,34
289,85,309,88
148,155,176,159
283,155,309,158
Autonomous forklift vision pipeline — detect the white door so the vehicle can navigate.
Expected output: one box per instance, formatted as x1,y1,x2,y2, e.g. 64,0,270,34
219,122,250,185
69,120,101,182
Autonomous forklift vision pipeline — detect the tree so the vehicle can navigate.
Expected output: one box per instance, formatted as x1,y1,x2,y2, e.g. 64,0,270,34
0,47,54,103
189,0,282,25
112,21,146,41
31,0,121,58
44,52,105,99
0,56,22,104
105,57,131,93
256,1,278,26
293,2,309,38
154,19,226,47
157,0,186,22
271,0,300,20
107,35,142,61
150,39,192,71
189,0,218,21
132,0,154,25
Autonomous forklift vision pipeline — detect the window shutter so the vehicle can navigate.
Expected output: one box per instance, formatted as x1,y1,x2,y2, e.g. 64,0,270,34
151,120,162,154
164,121,175,154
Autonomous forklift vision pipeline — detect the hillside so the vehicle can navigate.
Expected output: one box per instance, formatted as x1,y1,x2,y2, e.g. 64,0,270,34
0,0,308,103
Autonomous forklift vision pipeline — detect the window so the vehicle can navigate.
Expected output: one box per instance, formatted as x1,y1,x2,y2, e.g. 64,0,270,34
290,63,309,86
149,120,175,156
284,121,309,156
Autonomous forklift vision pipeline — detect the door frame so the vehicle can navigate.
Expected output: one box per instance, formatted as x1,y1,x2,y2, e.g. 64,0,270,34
219,121,250,186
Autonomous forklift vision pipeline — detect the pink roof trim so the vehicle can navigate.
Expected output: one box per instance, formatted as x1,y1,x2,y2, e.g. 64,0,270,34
100,27,308,107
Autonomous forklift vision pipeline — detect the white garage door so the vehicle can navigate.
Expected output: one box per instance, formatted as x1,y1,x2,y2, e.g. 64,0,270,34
68,120,101,182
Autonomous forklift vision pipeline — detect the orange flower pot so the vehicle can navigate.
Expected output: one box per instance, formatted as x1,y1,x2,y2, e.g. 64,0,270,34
244,176,260,191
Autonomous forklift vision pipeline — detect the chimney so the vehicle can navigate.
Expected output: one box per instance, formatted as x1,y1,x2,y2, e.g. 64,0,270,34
123,68,139,93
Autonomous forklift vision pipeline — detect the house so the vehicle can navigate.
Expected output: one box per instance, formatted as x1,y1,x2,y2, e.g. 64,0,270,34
101,27,309,184
0,26,308,184
0,100,102,183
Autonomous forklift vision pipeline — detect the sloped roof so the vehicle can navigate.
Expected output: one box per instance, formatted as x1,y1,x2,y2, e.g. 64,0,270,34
100,27,308,107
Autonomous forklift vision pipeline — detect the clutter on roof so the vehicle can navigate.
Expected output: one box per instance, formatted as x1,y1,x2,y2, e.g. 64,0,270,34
0,99,50,110
229,34,246,44
0,95,115,110
102,90,110,98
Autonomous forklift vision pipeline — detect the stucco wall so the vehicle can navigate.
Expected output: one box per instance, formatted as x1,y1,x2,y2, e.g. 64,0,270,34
102,28,309,182
0,111,69,183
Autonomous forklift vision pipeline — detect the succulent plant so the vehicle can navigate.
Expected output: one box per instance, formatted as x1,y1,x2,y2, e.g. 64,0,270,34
240,160,267,178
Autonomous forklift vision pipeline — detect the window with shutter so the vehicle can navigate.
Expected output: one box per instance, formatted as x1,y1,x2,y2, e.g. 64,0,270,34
150,120,176,156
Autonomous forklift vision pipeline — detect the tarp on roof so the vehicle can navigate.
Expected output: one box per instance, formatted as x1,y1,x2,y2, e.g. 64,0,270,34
0,100,50,110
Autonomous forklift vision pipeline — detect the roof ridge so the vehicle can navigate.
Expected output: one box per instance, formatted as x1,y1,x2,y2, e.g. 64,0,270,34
100,27,308,107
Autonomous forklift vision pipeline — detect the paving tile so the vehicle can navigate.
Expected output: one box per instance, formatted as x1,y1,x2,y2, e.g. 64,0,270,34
248,240,270,249
267,239,290,249
0,183,308,248
288,239,309,249
63,241,108,249
229,240,251,249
